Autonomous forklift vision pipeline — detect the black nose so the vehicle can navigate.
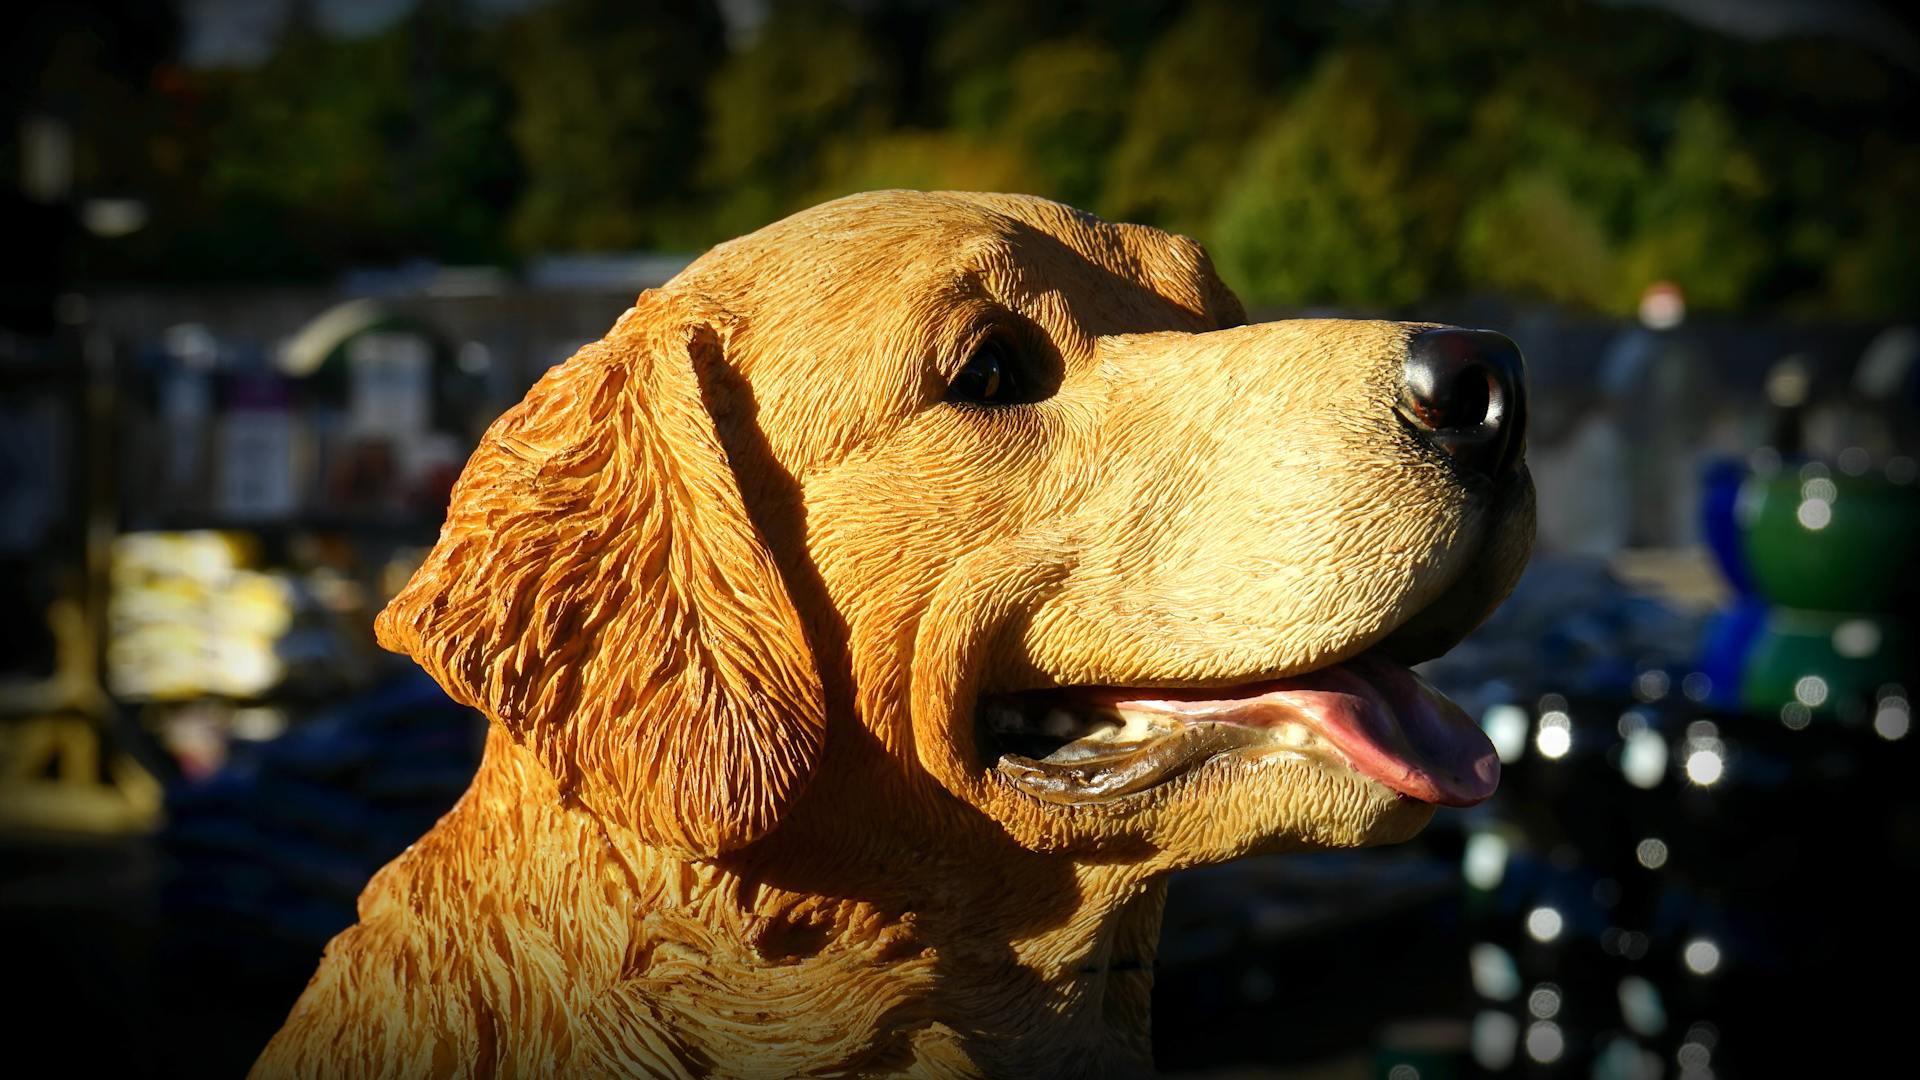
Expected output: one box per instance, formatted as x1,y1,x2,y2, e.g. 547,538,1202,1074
1401,328,1526,479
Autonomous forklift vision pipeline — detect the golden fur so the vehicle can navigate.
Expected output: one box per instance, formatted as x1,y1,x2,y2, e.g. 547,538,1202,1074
254,191,1534,1078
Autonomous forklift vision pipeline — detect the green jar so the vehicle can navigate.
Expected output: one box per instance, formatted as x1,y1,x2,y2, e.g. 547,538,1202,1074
1740,607,1913,715
1735,466,1918,714
1736,468,1920,613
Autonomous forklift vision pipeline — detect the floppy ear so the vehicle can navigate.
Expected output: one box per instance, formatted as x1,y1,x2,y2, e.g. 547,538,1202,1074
375,290,825,857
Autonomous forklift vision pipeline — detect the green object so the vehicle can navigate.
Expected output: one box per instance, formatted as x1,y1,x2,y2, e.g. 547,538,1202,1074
1736,469,1920,613
1740,607,1914,716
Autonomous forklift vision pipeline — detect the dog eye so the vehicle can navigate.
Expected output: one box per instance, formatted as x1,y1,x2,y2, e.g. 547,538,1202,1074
947,338,1028,406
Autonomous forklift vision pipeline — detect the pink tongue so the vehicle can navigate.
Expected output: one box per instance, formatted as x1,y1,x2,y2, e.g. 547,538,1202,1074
1111,654,1499,806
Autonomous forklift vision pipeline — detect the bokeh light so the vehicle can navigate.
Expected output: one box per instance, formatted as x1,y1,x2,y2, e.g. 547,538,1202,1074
1526,907,1565,944
1621,729,1669,789
1618,976,1668,1036
1684,938,1723,976
1481,703,1530,763
1794,675,1830,708
1528,983,1562,1020
1682,672,1713,701
1536,710,1573,759
1635,669,1671,701
1686,749,1726,786
1472,1011,1519,1072
1525,1021,1566,1064
1800,476,1837,503
1796,498,1833,530
1470,943,1522,1002
1463,831,1511,891
1831,619,1882,659
1876,696,1911,741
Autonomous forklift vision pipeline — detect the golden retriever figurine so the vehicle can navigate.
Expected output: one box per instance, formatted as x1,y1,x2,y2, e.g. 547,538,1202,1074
255,191,1533,1079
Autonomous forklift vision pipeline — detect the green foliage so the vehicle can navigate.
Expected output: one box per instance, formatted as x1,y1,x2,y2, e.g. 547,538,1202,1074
1208,50,1456,308
1460,173,1622,313
812,131,1037,200
505,0,725,252
1824,137,1920,318
1451,83,1651,312
1618,100,1774,313
62,0,1918,316
996,40,1128,209
149,3,518,275
1099,1,1289,235
701,0,894,237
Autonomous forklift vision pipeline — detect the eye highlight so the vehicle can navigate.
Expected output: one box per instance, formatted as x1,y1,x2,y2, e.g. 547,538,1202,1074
947,337,1030,406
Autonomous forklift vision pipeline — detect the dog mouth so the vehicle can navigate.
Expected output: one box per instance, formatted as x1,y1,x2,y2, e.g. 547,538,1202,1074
979,652,1498,808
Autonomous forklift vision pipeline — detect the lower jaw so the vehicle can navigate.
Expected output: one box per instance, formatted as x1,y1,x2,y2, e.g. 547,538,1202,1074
976,654,1500,809
992,721,1281,804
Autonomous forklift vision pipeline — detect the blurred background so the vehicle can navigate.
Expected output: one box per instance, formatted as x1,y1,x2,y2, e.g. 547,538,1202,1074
2,0,1917,1077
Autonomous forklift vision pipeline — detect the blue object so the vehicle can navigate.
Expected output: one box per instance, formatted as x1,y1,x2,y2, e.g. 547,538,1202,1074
1699,456,1755,596
1696,596,1768,711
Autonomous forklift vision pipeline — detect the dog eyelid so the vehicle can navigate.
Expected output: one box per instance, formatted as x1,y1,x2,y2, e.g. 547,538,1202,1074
946,335,1023,406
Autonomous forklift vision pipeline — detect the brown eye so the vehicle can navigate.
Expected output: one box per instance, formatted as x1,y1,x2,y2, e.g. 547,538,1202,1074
947,338,1025,405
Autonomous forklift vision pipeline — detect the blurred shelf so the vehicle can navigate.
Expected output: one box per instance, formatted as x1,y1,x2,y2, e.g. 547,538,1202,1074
1606,545,1731,614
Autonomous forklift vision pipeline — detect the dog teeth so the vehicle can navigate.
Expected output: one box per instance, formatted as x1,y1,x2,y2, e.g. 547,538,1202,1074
1271,721,1323,751
1103,708,1174,743
984,702,1123,742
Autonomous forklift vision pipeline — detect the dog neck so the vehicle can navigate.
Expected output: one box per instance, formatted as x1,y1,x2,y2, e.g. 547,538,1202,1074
348,725,1165,1078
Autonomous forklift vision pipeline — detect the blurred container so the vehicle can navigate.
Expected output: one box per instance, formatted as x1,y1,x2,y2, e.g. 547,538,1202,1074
1732,460,1919,714
1698,457,1756,597
1736,465,1920,613
1739,608,1912,718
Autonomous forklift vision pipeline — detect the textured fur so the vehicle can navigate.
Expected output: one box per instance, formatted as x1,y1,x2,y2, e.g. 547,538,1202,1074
255,191,1534,1078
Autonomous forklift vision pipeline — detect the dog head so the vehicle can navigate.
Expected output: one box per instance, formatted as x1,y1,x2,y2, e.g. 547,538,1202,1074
378,191,1533,871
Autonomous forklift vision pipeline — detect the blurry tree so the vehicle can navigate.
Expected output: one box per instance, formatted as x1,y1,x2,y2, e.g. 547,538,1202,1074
1099,2,1297,236
30,0,1912,318
1453,79,1652,312
1711,36,1919,316
701,0,895,238
187,0,518,275
1822,136,1920,318
995,39,1128,209
929,0,1182,210
1459,174,1623,312
503,0,724,252
196,20,410,273
815,131,1036,196
931,0,1178,98
1207,49,1456,309
1618,99,1773,313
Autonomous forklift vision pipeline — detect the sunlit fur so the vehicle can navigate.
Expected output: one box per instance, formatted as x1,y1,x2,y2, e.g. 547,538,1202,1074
254,191,1534,1079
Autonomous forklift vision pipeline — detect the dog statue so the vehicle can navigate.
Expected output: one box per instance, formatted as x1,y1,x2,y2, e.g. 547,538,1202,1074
255,191,1533,1078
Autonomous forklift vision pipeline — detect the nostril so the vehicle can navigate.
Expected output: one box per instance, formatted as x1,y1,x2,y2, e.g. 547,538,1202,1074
1401,328,1527,478
1406,361,1494,432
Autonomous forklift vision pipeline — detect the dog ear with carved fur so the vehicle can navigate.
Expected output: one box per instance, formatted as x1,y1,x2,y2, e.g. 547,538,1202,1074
375,290,826,857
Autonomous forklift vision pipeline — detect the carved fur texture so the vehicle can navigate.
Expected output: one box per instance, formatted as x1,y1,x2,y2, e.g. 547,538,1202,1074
254,191,1535,1079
